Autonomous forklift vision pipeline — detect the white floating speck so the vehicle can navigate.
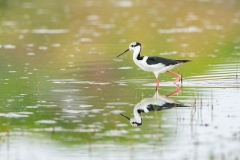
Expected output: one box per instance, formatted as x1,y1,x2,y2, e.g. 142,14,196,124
61,99,73,102
35,120,56,124
2,21,16,26
20,94,28,96
106,102,129,105
110,110,124,114
79,104,93,108
62,109,88,114
3,44,16,49
19,112,33,115
161,124,174,128
160,51,177,55
19,35,24,39
51,89,80,92
116,123,128,127
118,67,133,70
27,44,34,47
115,1,133,7
20,29,29,34
7,99,15,102
113,59,123,62
87,15,100,21
37,100,46,103
99,24,115,29
52,43,61,47
32,29,69,34
69,54,75,57
105,129,128,136
38,46,48,50
26,106,38,108
80,38,92,42
158,26,203,34
0,113,28,118
91,109,103,113
27,52,35,56
9,71,17,73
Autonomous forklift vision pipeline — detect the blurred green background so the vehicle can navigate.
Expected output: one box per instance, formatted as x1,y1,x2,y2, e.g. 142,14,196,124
1,0,240,159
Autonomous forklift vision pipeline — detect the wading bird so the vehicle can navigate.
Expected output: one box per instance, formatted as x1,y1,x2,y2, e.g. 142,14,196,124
120,86,189,127
117,42,190,89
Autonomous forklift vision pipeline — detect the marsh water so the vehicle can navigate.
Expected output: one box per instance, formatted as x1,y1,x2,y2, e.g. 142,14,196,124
1,0,240,160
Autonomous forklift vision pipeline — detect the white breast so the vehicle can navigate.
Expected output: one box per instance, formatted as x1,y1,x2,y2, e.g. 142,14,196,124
133,56,166,73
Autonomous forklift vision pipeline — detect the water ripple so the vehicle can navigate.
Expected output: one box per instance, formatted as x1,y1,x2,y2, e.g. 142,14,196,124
31,29,69,34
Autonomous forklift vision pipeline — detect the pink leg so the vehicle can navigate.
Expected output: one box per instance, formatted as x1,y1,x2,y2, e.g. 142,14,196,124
167,84,182,96
167,70,182,84
156,78,160,90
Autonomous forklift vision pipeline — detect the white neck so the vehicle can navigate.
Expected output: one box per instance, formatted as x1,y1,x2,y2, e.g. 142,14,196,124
132,107,142,123
132,46,141,61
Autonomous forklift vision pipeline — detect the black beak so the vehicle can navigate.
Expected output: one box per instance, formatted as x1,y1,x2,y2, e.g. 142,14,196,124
120,113,130,120
117,48,129,57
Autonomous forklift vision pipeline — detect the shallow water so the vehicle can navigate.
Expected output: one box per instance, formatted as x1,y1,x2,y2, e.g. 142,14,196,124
1,0,240,160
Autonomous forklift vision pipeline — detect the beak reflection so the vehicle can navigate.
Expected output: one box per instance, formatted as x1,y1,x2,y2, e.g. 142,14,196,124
120,113,130,120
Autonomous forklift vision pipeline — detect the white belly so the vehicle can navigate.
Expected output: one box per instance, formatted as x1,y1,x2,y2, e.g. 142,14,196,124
133,57,179,76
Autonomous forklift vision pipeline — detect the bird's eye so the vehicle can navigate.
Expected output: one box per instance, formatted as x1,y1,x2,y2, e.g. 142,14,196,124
131,45,134,47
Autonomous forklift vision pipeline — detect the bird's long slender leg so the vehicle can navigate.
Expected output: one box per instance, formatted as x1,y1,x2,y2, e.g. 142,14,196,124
178,68,183,84
167,84,182,96
167,70,182,84
155,78,160,90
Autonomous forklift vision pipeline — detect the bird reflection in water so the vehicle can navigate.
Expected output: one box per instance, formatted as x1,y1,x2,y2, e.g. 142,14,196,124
120,85,189,127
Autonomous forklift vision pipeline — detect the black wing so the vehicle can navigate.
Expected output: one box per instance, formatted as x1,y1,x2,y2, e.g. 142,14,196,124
147,103,188,111
146,56,190,66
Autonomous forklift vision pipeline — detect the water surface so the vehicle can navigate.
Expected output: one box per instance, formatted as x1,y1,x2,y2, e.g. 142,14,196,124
1,0,240,159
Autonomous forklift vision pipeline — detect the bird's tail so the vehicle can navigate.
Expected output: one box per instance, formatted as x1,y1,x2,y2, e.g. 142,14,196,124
176,60,191,63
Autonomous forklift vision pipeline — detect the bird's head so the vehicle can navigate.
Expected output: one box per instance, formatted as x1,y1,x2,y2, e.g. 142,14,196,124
120,113,142,127
129,42,141,50
117,42,141,57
